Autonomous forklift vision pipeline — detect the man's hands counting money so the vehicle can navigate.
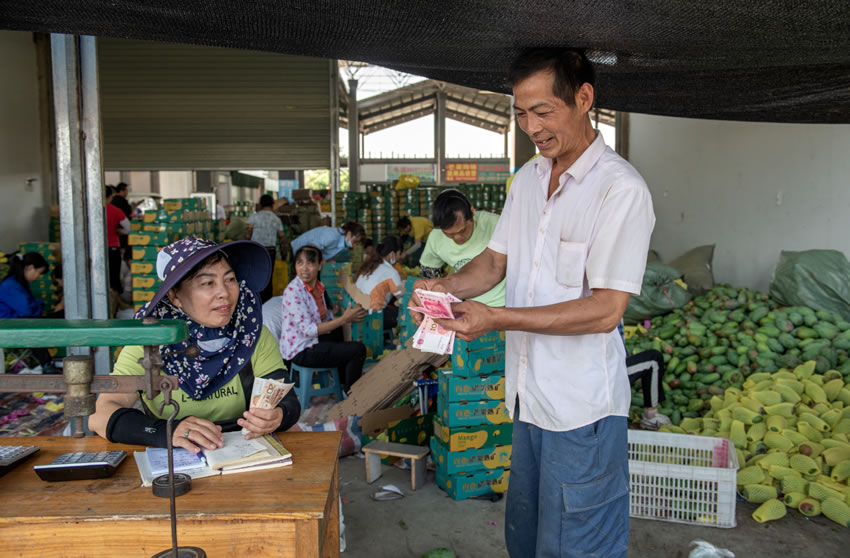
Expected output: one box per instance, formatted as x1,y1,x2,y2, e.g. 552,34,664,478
409,279,450,324
433,299,497,342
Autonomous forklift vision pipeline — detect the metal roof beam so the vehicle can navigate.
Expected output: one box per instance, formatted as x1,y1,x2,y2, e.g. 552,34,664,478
360,97,434,122
363,106,435,134
356,80,441,110
445,96,510,121
445,109,506,133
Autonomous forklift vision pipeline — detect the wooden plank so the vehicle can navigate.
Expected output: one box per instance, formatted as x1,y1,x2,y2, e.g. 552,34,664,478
362,440,430,460
295,519,320,557
0,433,340,521
0,518,300,557
412,457,426,491
320,461,340,558
365,451,383,484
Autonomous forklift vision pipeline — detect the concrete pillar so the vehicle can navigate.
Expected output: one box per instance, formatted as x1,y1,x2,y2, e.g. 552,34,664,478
348,79,360,192
435,90,447,184
329,60,339,225
510,117,537,172
149,170,160,194
194,171,214,193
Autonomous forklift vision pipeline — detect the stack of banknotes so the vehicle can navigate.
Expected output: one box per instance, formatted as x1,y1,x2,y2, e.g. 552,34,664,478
241,377,294,434
409,289,461,355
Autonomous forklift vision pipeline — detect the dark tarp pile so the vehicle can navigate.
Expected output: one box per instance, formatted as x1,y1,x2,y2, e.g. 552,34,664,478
3,1,850,123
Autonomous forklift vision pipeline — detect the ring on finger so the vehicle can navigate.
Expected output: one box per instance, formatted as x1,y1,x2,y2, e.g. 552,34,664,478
183,429,191,438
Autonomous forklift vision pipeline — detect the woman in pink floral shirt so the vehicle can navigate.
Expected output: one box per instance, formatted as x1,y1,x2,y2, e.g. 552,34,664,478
279,245,368,392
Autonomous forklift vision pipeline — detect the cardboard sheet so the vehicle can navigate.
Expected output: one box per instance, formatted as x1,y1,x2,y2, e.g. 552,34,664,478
327,342,447,419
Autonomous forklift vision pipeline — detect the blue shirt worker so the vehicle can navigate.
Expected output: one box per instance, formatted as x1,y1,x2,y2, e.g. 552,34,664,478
289,222,365,263
412,49,654,557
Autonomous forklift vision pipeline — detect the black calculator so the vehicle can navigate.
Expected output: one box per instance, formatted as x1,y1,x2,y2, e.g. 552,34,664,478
0,445,40,478
34,450,128,482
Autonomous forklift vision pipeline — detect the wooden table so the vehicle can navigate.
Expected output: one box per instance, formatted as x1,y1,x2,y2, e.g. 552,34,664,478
0,432,341,557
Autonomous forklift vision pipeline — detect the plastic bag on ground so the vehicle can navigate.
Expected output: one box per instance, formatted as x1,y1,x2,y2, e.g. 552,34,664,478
623,262,693,324
769,249,850,320
689,539,734,558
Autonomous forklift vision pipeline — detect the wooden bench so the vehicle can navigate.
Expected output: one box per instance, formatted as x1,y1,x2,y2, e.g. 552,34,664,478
362,440,430,490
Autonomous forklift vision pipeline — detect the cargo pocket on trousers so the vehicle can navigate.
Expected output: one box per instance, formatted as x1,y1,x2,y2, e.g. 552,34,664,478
562,469,629,513
560,470,630,557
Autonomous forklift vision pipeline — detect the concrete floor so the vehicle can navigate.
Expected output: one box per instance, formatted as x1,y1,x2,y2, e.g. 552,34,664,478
338,456,850,558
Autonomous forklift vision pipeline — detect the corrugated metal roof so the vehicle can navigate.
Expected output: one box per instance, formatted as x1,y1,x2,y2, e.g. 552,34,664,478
339,79,615,134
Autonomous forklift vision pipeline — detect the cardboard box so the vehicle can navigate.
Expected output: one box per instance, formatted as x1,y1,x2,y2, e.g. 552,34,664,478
326,344,448,419
438,370,505,402
435,467,510,501
143,223,185,234
132,274,160,289
322,262,353,284
18,242,59,254
132,289,157,302
129,222,142,232
143,209,169,223
359,406,417,438
129,232,170,246
164,198,203,212
432,416,513,452
430,437,512,475
350,312,384,359
451,346,505,378
386,413,434,447
130,261,156,275
131,246,160,260
438,396,510,427
454,331,505,353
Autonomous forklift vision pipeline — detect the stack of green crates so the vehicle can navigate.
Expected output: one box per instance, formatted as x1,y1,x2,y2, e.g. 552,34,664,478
19,242,61,312
372,188,394,240
455,184,507,213
320,262,351,309
129,198,213,312
395,189,418,219
230,200,254,218
433,331,512,500
417,187,444,217
334,191,366,226
342,290,384,359
48,216,61,243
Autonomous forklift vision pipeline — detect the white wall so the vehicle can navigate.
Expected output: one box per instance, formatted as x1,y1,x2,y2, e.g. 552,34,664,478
629,114,850,292
0,31,48,249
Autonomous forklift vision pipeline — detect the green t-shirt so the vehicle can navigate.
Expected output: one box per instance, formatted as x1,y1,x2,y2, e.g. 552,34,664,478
112,327,284,422
420,211,506,307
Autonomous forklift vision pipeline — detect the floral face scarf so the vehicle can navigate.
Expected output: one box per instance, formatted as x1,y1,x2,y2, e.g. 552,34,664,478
135,281,262,400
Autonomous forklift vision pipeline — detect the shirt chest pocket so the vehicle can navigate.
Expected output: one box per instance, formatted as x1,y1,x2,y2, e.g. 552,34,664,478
556,241,587,288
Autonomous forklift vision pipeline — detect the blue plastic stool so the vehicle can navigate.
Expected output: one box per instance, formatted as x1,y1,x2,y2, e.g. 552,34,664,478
289,363,345,408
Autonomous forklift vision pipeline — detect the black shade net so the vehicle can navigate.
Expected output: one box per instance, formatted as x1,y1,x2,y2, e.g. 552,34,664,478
3,1,850,123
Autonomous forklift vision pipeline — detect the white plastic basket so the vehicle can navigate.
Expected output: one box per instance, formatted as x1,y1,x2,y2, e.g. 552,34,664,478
628,430,738,528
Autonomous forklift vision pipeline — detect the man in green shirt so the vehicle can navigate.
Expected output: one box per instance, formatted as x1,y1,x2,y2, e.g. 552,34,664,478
419,189,506,307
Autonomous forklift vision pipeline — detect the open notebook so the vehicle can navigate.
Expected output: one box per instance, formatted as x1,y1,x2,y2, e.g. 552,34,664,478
134,431,292,486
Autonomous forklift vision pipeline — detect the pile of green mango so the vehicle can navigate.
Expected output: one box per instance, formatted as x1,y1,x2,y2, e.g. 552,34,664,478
625,284,850,426
658,362,850,527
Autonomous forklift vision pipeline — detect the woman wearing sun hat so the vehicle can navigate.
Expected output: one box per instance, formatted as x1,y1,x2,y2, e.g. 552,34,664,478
89,237,301,454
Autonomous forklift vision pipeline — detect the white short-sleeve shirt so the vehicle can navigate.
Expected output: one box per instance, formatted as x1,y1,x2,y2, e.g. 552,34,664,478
488,133,655,432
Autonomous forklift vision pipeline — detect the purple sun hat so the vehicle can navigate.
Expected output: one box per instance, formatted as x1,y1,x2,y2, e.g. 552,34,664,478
140,237,271,317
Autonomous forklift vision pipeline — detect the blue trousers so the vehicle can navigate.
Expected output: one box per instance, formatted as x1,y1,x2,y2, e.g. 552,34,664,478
505,409,630,558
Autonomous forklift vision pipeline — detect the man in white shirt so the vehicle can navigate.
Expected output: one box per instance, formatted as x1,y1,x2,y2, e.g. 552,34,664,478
413,49,654,557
